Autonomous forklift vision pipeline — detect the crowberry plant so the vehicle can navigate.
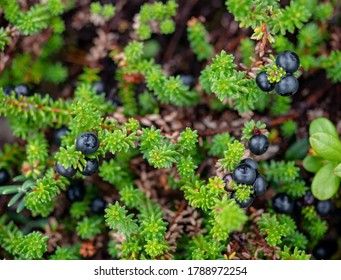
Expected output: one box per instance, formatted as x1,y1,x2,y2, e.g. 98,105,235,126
0,0,340,262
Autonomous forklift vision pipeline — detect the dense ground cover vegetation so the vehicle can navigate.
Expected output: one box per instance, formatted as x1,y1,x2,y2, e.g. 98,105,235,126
0,0,341,260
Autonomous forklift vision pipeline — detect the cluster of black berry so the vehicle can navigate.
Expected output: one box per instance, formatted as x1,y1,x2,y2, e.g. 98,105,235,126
224,133,270,208
2,84,31,98
226,158,268,208
66,180,106,214
272,190,334,217
55,132,100,178
256,50,300,96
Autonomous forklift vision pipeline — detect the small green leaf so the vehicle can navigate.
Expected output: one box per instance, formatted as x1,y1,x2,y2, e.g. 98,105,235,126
334,163,341,178
309,118,338,138
312,163,340,200
310,132,341,161
303,155,323,173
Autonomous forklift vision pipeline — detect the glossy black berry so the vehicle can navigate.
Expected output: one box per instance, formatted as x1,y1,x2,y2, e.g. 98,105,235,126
274,74,299,96
53,126,69,145
315,199,334,216
92,81,105,95
312,240,338,260
276,50,300,73
14,84,31,97
272,193,294,214
2,86,13,96
75,132,99,155
80,158,99,176
253,174,268,196
66,184,85,202
231,192,254,208
301,190,315,206
240,158,258,171
0,168,10,185
90,197,106,214
55,162,77,178
248,134,269,155
255,72,274,92
232,164,257,185
180,74,195,89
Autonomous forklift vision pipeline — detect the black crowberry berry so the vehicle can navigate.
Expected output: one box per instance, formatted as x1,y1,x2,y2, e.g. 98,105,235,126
66,183,85,202
232,163,257,185
315,199,334,216
75,132,99,155
272,193,294,214
312,240,338,260
92,81,105,95
14,84,31,97
55,162,77,178
301,190,315,206
90,197,106,214
53,126,70,145
276,50,300,73
274,74,299,96
248,134,269,155
0,168,10,185
253,174,268,196
231,192,254,208
180,74,195,89
2,86,13,96
255,72,274,92
240,158,258,171
80,158,99,176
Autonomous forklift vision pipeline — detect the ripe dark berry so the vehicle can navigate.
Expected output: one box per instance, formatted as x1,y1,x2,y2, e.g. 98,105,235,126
55,162,77,178
231,192,254,208
0,168,10,185
66,184,85,202
2,86,13,96
315,199,334,216
312,240,338,260
14,83,31,97
75,132,99,155
240,158,258,171
248,134,269,155
276,50,300,73
232,164,257,185
301,190,315,206
272,193,294,214
180,74,195,89
53,126,69,145
255,72,274,92
80,158,99,176
274,74,299,96
92,81,105,95
223,174,233,189
253,174,268,196
90,197,106,214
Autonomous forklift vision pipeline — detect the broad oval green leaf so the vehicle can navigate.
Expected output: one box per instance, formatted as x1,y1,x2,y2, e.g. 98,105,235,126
303,155,323,173
334,163,341,178
312,163,340,200
310,132,341,162
309,117,339,138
